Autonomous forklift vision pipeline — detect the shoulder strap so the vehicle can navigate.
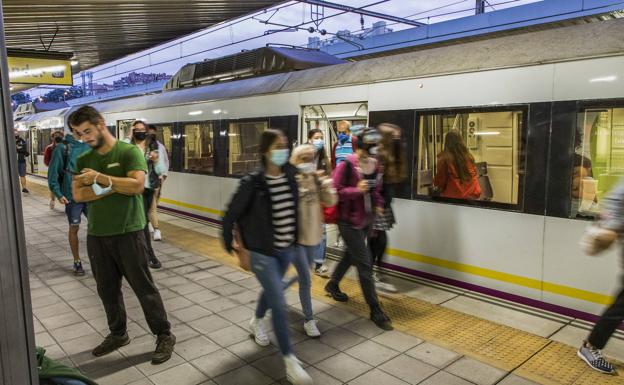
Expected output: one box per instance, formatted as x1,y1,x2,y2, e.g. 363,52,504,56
63,143,71,171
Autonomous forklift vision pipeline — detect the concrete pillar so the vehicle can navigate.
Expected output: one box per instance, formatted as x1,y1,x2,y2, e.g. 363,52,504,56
0,0,39,383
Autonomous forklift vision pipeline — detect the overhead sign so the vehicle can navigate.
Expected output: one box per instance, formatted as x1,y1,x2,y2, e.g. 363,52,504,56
8,56,73,86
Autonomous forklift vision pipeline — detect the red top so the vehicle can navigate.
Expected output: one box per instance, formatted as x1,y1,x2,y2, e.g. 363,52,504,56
43,143,56,166
434,155,481,200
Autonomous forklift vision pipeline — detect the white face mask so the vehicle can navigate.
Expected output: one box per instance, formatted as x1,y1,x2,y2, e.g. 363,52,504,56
297,162,316,174
92,183,112,196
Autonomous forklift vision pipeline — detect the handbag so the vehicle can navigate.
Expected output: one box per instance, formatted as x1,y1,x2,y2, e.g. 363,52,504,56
323,204,338,224
579,223,618,256
232,224,251,271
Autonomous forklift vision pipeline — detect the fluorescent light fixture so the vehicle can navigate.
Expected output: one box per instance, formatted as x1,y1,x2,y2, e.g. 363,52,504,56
212,109,222,114
188,110,203,116
590,76,617,83
9,86,13,91
228,133,238,137
475,131,500,136
70,61,79,66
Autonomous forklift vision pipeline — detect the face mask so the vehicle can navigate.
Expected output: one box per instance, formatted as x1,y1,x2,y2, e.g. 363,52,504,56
92,183,112,196
133,131,147,141
368,146,378,155
338,133,349,143
312,139,324,150
270,149,289,167
54,136,63,143
297,162,315,174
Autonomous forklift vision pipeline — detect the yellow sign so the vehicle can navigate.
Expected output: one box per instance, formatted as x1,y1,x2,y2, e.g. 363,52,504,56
7,56,72,86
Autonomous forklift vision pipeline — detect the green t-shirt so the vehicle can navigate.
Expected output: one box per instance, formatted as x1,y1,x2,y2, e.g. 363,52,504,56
76,141,148,237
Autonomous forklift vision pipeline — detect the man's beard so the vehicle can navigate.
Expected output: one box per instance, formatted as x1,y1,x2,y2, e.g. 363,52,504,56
91,134,105,149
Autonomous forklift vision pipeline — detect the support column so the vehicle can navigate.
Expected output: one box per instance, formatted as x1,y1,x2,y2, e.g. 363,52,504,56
0,0,39,383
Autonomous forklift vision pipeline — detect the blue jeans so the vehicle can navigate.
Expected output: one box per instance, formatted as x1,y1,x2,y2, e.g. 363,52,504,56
313,226,327,265
284,244,321,321
252,246,295,355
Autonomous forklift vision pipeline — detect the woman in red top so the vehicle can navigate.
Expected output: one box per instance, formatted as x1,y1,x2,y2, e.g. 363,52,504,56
434,130,481,200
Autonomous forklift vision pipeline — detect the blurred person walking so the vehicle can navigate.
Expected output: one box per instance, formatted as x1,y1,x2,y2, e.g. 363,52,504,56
285,144,336,337
325,127,393,330
368,123,408,293
222,129,313,385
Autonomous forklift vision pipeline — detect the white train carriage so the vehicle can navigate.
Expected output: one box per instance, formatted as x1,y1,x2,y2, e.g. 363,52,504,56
21,18,624,321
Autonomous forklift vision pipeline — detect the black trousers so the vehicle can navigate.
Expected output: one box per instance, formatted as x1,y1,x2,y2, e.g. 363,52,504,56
87,230,170,336
330,224,380,310
142,188,156,260
368,230,387,267
588,286,624,349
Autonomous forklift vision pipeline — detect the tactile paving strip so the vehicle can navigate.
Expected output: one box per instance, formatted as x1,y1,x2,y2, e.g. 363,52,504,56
158,220,624,385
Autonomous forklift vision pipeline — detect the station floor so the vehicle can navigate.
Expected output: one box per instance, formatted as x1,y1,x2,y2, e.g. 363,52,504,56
22,178,624,385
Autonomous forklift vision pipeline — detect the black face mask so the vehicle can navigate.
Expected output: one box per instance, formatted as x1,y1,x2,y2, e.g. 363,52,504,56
54,136,63,143
133,131,147,141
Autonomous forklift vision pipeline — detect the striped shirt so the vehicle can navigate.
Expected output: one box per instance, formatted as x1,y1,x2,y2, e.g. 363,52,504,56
334,137,353,166
266,174,296,249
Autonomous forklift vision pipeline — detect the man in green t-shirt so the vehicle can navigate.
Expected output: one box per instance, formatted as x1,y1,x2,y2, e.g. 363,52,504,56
70,106,175,365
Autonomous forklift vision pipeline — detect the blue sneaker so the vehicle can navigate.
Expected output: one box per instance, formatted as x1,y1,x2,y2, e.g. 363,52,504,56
73,261,85,276
578,343,615,374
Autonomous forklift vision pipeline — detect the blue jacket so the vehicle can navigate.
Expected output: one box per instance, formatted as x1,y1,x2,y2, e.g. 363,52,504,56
47,134,90,202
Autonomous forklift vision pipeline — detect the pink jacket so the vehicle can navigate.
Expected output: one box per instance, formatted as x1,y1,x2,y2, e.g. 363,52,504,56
333,154,383,229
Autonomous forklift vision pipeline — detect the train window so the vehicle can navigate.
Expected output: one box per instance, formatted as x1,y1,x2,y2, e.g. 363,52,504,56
183,122,214,174
415,110,524,205
573,108,624,216
153,124,173,166
228,121,267,176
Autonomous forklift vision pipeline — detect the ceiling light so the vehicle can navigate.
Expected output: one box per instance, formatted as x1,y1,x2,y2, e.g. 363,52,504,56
212,109,222,114
475,131,500,136
188,110,203,116
70,61,79,66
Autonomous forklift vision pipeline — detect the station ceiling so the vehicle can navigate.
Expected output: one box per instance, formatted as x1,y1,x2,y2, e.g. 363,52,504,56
2,1,283,71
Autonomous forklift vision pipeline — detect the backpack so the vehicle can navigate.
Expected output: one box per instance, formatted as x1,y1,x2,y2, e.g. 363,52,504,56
57,142,71,189
43,144,55,166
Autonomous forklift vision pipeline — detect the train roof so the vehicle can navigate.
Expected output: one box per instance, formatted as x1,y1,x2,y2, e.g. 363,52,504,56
27,18,624,120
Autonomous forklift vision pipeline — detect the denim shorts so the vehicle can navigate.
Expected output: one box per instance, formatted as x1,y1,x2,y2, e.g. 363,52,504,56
17,161,26,177
65,202,88,226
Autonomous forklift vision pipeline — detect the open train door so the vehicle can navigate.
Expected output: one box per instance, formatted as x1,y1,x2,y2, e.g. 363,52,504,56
301,102,368,165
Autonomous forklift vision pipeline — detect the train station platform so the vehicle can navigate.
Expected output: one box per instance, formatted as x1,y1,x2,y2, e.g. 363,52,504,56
22,178,624,385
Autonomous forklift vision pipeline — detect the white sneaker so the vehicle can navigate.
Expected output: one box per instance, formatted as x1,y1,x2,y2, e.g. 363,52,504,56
284,354,313,385
148,222,154,233
303,319,321,338
249,317,270,347
376,280,398,293
314,265,330,278
153,229,162,241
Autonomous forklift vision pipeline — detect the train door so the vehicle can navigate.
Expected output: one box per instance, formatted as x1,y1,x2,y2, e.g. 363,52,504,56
301,102,368,162
28,125,38,174
117,119,134,141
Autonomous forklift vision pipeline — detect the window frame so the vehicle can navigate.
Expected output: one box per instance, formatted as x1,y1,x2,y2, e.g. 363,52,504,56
180,120,215,176
151,122,175,174
226,117,270,178
411,104,530,212
570,99,624,219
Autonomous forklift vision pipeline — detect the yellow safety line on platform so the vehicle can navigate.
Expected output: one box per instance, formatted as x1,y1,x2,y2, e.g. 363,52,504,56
159,197,224,216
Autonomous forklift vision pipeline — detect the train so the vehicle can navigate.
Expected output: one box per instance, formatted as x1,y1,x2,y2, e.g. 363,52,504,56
14,17,624,321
